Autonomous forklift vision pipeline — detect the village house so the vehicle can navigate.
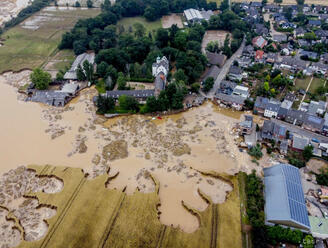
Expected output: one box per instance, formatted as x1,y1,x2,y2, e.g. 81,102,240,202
264,99,281,118
228,66,243,81
252,36,267,49
201,65,220,83
308,19,322,27
218,80,236,95
254,96,269,115
292,134,310,151
64,52,95,81
272,34,287,43
285,109,307,126
239,115,254,135
242,45,255,57
152,56,169,96
105,89,155,103
300,100,327,116
236,56,252,68
206,51,227,67
232,85,249,99
263,4,279,13
294,27,306,38
302,115,324,133
261,120,287,143
277,56,309,72
255,50,265,61
255,24,269,36
300,50,319,61
215,93,245,110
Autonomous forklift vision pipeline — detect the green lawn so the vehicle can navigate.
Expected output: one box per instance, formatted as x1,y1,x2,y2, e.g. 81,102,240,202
117,16,162,35
308,77,325,94
294,76,312,90
0,7,100,73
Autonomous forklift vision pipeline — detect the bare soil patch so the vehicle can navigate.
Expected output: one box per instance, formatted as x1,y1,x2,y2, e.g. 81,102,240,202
307,158,328,174
202,30,230,53
161,14,183,29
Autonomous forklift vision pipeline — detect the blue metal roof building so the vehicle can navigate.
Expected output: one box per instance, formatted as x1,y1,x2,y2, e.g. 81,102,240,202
264,164,310,231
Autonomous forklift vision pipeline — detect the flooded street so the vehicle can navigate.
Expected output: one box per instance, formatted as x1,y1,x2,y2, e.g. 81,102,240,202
0,71,257,233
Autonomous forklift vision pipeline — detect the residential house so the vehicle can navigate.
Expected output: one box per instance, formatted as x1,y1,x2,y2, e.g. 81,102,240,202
322,113,328,135
243,45,255,57
285,109,306,125
264,99,281,118
254,96,269,115
202,65,220,82
298,39,311,48
64,52,95,81
292,134,310,151
239,115,254,135
255,24,269,36
61,83,79,96
28,91,71,106
252,36,267,49
308,100,327,115
200,10,214,21
215,93,245,110
315,30,328,39
250,2,262,8
308,19,322,27
228,66,243,81
294,27,306,38
278,56,309,71
300,50,319,60
263,4,279,13
310,62,328,75
322,53,328,64
206,52,227,67
272,34,287,43
236,56,252,68
232,85,249,99
266,53,279,64
261,120,274,140
219,80,236,95
105,89,155,102
255,50,265,61
280,22,296,30
280,140,288,154
302,114,324,133
278,93,294,120
273,122,287,142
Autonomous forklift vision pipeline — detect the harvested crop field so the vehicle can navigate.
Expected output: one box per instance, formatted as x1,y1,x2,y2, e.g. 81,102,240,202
161,14,183,29
202,30,230,54
0,7,100,73
0,165,243,248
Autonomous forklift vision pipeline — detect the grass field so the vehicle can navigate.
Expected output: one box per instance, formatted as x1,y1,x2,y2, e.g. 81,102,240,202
294,76,312,91
308,77,325,94
117,17,162,35
0,7,100,73
14,165,243,248
210,0,328,5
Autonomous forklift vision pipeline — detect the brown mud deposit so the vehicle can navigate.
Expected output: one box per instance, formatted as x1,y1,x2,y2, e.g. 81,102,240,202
0,71,257,233
0,166,62,247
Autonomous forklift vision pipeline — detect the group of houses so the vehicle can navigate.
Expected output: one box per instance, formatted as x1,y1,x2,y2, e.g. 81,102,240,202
27,52,95,106
102,56,169,103
183,8,214,24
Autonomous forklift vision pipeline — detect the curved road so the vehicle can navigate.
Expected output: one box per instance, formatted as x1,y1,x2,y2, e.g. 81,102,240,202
206,39,246,99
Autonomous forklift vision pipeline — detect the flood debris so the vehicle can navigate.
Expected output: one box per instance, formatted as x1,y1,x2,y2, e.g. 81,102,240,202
0,166,62,247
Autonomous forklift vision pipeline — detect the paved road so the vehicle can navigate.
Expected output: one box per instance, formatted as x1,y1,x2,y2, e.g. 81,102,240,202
206,39,246,98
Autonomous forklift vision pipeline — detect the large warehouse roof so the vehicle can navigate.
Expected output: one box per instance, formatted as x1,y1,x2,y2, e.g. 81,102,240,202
184,8,203,21
264,164,310,231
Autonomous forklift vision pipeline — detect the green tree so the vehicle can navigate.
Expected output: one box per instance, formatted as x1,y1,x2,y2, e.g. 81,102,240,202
133,23,146,38
303,145,313,161
144,6,157,21
101,0,111,11
220,0,229,12
274,0,283,3
222,34,232,57
317,168,328,186
206,41,219,53
263,81,270,92
303,235,314,248
248,144,263,160
117,72,127,90
83,60,94,82
203,77,214,93
296,0,305,5
97,61,110,78
76,64,86,81
191,83,200,93
174,69,187,83
96,95,115,114
145,96,160,112
30,68,51,90
86,0,93,8
75,1,81,7
118,95,139,111
155,28,169,48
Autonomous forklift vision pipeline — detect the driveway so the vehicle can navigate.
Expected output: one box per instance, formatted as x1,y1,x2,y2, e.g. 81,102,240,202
206,39,245,98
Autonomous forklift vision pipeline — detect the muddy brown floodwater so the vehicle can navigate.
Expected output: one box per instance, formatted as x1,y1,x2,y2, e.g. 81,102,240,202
0,71,259,234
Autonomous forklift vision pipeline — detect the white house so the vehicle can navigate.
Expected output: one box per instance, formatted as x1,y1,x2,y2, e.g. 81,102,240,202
232,85,249,99
152,56,169,77
264,99,281,118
